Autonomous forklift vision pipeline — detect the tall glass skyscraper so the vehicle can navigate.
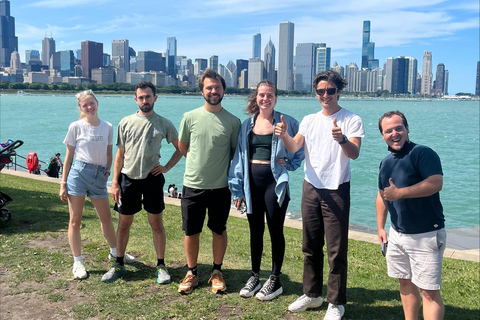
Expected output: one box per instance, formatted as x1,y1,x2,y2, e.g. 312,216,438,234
81,40,103,79
361,21,378,70
41,37,55,67
0,0,17,67
264,38,275,84
252,33,261,59
167,37,177,77
112,39,129,70
278,21,294,91
295,43,317,92
476,61,480,96
421,51,433,95
315,43,331,74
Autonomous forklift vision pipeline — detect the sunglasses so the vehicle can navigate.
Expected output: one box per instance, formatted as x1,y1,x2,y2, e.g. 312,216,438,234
315,88,337,96
75,89,94,99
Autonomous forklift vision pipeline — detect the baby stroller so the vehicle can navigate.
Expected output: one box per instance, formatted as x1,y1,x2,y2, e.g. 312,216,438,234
0,192,12,222
0,139,23,222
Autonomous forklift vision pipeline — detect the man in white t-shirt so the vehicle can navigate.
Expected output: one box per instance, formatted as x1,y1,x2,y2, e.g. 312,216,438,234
275,70,364,320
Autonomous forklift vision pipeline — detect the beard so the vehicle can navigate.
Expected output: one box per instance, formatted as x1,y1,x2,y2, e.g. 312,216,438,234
139,103,154,113
203,93,223,106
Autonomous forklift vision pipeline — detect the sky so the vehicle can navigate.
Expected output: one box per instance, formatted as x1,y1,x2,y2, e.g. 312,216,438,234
11,0,480,94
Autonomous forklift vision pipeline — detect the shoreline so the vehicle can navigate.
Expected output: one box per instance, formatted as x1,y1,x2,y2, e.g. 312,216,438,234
2,168,478,262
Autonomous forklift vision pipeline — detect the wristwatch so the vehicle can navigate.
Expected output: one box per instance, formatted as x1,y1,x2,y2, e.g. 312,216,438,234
339,135,348,145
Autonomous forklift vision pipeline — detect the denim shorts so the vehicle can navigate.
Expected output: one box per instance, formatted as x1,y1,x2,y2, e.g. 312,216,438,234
67,160,109,199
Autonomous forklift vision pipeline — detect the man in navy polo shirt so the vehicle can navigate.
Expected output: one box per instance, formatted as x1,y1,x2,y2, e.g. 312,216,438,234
376,110,446,320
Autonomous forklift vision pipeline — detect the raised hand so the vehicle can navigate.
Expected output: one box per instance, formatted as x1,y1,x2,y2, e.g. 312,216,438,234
275,115,288,137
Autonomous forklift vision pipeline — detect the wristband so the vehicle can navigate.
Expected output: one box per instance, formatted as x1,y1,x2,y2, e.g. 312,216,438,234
60,181,67,184
339,135,348,145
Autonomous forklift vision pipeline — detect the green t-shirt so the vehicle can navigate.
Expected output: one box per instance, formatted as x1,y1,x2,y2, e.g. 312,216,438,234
179,106,241,189
117,112,178,179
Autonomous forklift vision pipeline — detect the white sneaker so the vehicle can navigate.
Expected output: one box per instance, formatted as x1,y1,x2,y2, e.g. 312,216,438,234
108,252,136,264
324,303,345,320
72,261,87,279
288,294,323,312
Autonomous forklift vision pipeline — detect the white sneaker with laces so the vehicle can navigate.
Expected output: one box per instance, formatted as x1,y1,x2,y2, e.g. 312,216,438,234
72,261,87,279
288,294,323,312
323,303,345,320
108,252,136,264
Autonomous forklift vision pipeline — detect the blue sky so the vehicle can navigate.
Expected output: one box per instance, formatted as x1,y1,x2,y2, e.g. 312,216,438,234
13,0,480,94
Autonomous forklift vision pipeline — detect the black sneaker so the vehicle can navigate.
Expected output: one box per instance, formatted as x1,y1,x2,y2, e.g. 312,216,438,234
239,272,261,298
255,274,283,301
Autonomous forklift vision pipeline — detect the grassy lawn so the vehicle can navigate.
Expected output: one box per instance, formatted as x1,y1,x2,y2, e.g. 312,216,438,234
0,173,479,319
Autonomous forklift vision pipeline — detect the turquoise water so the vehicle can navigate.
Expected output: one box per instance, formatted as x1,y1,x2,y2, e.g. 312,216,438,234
1,93,479,230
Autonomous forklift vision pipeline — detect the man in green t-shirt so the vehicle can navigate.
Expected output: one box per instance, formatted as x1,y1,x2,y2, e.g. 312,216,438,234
177,69,241,295
102,81,183,284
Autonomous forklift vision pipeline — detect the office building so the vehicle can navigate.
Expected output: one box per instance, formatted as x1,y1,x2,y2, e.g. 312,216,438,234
81,40,103,79
252,33,261,59
344,63,359,92
278,21,294,91
264,38,276,84
236,59,249,84
194,58,207,76
361,21,379,70
295,43,317,92
138,51,165,73
332,62,344,77
391,56,408,94
316,43,331,74
50,52,61,73
0,0,17,67
209,55,218,72
406,57,418,95
41,37,55,67
421,51,433,95
444,70,449,95
434,63,446,96
167,37,177,77
224,60,237,88
9,50,19,69
476,61,480,96
103,53,110,67
25,50,40,64
248,58,263,88
59,50,75,77
383,58,394,93
112,40,129,71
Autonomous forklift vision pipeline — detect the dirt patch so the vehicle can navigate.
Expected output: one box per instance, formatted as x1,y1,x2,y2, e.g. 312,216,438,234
24,233,69,253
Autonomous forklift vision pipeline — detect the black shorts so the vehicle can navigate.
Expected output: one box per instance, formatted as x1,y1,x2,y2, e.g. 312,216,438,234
114,172,165,215
181,186,231,236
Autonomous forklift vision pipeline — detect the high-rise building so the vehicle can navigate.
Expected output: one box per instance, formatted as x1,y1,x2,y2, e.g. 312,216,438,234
345,63,359,92
391,56,409,94
264,38,275,84
247,58,263,88
332,62,344,77
421,51,433,95
316,43,331,74
25,50,40,64
383,58,394,93
295,43,317,92
278,21,294,91
361,21,378,70
252,33,261,59
138,51,165,73
194,58,207,76
224,60,237,88
475,61,480,96
434,63,446,96
208,55,218,72
444,70,449,95
167,37,177,77
81,40,103,79
41,37,55,67
103,53,110,67
0,0,17,67
236,59,249,84
406,57,418,95
59,50,74,77
9,50,19,69
112,40,129,70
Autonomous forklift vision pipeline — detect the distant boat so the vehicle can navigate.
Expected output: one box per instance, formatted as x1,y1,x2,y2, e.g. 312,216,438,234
17,91,29,95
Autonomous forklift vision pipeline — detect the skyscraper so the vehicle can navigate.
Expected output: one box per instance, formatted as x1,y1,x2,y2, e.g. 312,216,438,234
421,51,433,95
252,33,261,60
247,58,263,88
392,56,409,94
0,0,17,67
194,58,207,76
264,38,276,84
59,50,75,77
278,21,294,91
476,61,480,96
167,37,177,77
137,51,165,73
361,21,378,70
295,43,317,91
316,43,331,74
406,57,418,95
224,60,237,88
25,50,40,64
112,39,129,70
81,41,103,79
208,55,218,72
236,59,249,84
41,37,55,67
434,63,446,96
345,63,359,92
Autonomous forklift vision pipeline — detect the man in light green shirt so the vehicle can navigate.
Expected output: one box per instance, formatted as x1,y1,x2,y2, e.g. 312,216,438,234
177,69,241,295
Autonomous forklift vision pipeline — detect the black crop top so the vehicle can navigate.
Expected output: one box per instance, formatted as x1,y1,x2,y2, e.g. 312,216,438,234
249,132,272,161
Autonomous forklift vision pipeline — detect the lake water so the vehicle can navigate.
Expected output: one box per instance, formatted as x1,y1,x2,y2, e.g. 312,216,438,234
1,93,478,231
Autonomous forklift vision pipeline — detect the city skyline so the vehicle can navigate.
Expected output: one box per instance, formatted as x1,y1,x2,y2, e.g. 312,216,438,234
8,0,480,94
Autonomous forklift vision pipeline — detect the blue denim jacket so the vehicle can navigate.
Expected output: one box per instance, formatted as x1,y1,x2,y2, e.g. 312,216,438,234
228,110,304,214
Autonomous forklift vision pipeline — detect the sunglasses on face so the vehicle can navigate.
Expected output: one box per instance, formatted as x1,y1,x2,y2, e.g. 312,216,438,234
315,88,337,96
75,89,93,99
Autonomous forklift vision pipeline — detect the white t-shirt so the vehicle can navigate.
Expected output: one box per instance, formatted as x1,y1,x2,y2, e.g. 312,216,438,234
63,119,113,166
298,108,364,190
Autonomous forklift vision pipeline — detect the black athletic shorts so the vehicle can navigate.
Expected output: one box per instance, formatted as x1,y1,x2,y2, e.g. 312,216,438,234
181,186,231,236
114,172,165,215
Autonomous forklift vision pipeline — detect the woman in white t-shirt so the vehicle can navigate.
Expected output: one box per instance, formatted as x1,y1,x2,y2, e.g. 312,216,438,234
59,90,133,280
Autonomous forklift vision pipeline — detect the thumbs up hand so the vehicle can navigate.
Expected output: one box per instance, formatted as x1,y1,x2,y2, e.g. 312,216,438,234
275,115,288,138
332,118,343,142
383,178,401,201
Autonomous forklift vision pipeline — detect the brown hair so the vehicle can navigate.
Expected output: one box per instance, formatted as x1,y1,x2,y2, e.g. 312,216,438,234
245,80,277,116
378,110,409,133
198,68,226,91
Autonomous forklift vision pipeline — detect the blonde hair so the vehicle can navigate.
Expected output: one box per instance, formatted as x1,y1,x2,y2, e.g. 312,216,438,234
75,90,98,119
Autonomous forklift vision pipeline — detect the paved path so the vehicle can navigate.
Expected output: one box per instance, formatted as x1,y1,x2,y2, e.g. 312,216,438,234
2,168,478,262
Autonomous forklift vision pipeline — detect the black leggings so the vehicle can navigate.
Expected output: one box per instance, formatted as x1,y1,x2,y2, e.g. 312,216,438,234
248,163,289,276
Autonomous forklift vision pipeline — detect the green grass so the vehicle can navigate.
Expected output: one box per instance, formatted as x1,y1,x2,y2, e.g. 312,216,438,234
0,173,479,319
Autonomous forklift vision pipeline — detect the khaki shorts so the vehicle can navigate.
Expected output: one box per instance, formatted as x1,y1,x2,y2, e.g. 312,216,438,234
387,227,446,290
